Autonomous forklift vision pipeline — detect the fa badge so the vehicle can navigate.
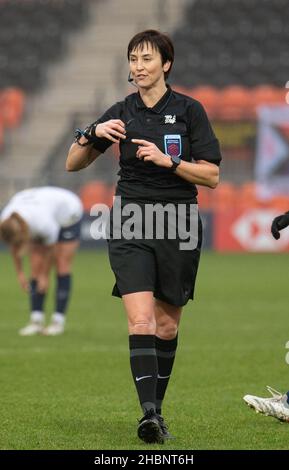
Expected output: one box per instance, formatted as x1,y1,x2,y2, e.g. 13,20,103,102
164,134,182,157
164,114,176,124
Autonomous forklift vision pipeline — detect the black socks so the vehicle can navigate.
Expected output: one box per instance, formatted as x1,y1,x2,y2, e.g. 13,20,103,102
30,279,45,312
129,333,178,415
56,274,71,314
155,334,178,415
129,334,158,414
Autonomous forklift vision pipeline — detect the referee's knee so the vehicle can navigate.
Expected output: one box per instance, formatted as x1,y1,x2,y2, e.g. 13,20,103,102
128,318,156,335
156,324,178,340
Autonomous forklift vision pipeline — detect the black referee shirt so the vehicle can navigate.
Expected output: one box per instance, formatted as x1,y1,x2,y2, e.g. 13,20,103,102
93,85,222,203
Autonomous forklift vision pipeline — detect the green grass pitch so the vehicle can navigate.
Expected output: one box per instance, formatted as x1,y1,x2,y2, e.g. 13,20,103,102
0,249,289,450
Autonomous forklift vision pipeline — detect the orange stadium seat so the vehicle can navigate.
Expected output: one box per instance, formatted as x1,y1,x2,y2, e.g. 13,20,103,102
0,88,25,128
190,86,219,116
197,186,212,210
269,195,289,213
212,182,237,210
251,85,285,110
218,86,253,120
238,182,260,210
175,85,285,120
79,181,113,211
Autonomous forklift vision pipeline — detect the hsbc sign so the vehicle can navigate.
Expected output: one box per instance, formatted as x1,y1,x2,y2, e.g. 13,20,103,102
232,209,289,251
214,208,289,252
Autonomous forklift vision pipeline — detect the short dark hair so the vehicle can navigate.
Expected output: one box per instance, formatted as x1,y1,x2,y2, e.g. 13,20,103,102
127,29,174,80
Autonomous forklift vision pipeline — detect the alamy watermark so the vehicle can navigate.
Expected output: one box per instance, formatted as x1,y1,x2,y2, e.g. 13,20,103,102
89,196,199,250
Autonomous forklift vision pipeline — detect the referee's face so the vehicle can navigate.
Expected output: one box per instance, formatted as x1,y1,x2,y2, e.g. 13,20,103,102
129,43,170,90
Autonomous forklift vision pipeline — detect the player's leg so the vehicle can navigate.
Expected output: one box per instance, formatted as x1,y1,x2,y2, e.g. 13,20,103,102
154,299,181,438
109,222,163,442
151,207,201,437
124,291,157,414
123,291,163,443
19,243,52,336
44,239,79,335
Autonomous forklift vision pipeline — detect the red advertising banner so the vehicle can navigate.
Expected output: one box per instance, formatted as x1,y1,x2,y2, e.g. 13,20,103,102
214,207,289,252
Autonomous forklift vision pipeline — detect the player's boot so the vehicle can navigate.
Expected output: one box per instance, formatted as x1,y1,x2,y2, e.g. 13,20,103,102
156,414,175,439
137,409,164,444
42,322,64,336
42,313,65,336
19,321,44,336
243,386,289,422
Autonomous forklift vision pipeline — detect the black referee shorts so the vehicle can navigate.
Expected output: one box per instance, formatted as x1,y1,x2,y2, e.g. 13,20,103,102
107,200,202,307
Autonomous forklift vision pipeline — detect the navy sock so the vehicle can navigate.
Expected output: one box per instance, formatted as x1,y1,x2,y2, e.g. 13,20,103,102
155,334,178,415
56,274,71,315
30,279,45,312
129,334,158,414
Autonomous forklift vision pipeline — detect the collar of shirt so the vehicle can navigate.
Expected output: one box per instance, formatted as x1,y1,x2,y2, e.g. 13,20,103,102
135,84,173,114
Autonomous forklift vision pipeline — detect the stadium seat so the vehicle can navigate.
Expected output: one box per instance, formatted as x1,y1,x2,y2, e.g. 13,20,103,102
212,182,238,211
218,86,253,120
0,88,25,128
251,85,285,109
0,0,91,154
197,186,213,210
190,86,219,116
270,195,289,213
172,0,287,88
238,182,260,210
79,181,114,211
0,0,89,92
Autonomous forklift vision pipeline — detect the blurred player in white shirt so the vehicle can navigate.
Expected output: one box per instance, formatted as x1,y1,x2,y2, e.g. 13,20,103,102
0,187,83,336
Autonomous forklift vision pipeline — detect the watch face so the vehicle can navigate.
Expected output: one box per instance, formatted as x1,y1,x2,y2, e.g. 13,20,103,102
171,155,181,164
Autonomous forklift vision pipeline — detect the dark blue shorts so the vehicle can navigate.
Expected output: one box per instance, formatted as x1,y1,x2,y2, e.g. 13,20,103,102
58,220,82,242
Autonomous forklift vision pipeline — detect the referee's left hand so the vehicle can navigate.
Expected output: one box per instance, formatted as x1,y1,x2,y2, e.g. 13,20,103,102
132,139,171,168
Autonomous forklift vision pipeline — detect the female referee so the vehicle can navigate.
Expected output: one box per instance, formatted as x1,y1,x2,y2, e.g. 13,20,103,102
66,30,222,444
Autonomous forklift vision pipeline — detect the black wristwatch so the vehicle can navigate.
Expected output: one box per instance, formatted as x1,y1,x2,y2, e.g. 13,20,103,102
170,155,181,171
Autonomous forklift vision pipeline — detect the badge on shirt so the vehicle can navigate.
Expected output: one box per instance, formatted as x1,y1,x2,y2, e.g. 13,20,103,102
164,134,182,158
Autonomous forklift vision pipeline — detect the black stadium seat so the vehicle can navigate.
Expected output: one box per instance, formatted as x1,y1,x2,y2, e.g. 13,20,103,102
171,0,288,87
0,0,91,92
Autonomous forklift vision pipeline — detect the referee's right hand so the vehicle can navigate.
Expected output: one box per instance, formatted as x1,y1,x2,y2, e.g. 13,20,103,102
271,211,289,239
95,119,126,143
